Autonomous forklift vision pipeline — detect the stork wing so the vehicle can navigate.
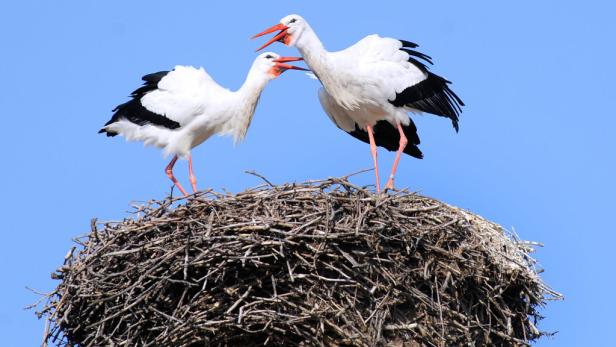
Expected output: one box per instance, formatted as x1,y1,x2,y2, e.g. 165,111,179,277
138,65,228,127
343,35,464,131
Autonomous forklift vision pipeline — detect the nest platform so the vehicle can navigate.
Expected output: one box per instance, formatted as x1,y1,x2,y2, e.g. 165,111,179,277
38,176,561,346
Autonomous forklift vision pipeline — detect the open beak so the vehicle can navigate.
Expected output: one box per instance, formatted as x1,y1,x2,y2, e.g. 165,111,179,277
273,57,309,74
252,23,289,51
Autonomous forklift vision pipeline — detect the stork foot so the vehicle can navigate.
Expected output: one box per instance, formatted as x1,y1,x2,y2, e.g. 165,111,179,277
385,178,395,191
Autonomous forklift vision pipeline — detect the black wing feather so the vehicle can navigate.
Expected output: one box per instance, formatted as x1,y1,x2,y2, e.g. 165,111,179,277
99,70,181,137
399,40,419,48
406,56,430,74
348,119,423,159
391,40,465,132
399,48,433,66
142,71,169,84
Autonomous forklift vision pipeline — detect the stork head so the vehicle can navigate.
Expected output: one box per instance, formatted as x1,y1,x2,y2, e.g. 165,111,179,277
253,14,308,51
255,52,308,79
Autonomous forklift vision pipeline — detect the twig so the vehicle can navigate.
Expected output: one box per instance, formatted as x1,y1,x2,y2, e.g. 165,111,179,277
244,170,275,187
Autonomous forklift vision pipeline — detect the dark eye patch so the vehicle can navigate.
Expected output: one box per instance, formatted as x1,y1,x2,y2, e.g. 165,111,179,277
265,54,273,59
289,18,297,24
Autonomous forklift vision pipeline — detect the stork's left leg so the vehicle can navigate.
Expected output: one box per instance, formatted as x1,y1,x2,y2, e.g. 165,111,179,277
188,154,198,193
366,124,381,193
165,155,189,197
385,122,408,190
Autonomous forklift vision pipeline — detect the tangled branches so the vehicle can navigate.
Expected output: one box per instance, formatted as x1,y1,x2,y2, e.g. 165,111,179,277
38,176,561,346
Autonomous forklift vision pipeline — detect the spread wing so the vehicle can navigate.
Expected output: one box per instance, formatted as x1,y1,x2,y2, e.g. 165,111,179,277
100,65,227,136
345,35,464,131
139,65,228,126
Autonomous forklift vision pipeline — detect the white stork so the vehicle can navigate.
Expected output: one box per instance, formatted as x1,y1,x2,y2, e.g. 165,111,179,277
99,52,306,196
253,15,464,192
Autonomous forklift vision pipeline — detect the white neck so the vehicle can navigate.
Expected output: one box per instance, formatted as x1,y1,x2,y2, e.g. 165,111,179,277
295,26,362,110
237,65,270,96
227,66,269,143
295,27,329,77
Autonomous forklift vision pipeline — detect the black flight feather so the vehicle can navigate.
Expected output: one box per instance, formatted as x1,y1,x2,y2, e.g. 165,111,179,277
399,48,433,66
99,70,181,137
348,119,423,159
399,40,419,48
390,40,465,132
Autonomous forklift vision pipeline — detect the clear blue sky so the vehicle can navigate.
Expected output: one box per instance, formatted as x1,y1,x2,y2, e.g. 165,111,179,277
1,1,614,345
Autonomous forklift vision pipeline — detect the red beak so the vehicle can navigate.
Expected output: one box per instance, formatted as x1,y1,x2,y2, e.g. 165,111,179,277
273,56,309,73
252,23,289,51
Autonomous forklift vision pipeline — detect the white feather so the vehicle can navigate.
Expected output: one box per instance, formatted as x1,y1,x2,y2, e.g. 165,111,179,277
290,20,428,129
304,72,318,80
103,53,283,158
318,88,355,132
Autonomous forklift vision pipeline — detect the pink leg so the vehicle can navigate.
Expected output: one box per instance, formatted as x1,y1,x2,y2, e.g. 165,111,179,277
188,154,197,193
165,155,189,197
385,122,408,190
366,125,381,193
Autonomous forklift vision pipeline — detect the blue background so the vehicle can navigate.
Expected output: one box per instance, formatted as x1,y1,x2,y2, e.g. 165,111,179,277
1,1,613,345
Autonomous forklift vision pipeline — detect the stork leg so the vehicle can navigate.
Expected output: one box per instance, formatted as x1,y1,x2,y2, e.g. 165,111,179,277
165,155,189,197
366,124,381,193
188,154,198,193
385,122,408,190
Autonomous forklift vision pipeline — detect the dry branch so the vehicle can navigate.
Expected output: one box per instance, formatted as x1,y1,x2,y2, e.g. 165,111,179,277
37,176,561,346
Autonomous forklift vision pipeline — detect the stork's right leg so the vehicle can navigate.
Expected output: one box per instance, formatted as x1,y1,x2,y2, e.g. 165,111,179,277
385,121,408,190
366,124,381,193
165,155,189,197
188,154,198,193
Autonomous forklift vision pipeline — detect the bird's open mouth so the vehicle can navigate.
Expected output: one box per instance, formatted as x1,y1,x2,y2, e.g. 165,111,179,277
271,56,309,76
253,23,291,51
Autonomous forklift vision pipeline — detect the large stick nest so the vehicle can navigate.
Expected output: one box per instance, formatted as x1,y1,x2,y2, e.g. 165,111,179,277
38,176,561,346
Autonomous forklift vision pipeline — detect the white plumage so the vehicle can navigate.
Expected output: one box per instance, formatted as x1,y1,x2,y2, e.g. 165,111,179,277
100,52,305,196
254,15,464,192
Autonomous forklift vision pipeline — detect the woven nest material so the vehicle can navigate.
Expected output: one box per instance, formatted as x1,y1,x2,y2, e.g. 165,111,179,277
38,175,561,346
